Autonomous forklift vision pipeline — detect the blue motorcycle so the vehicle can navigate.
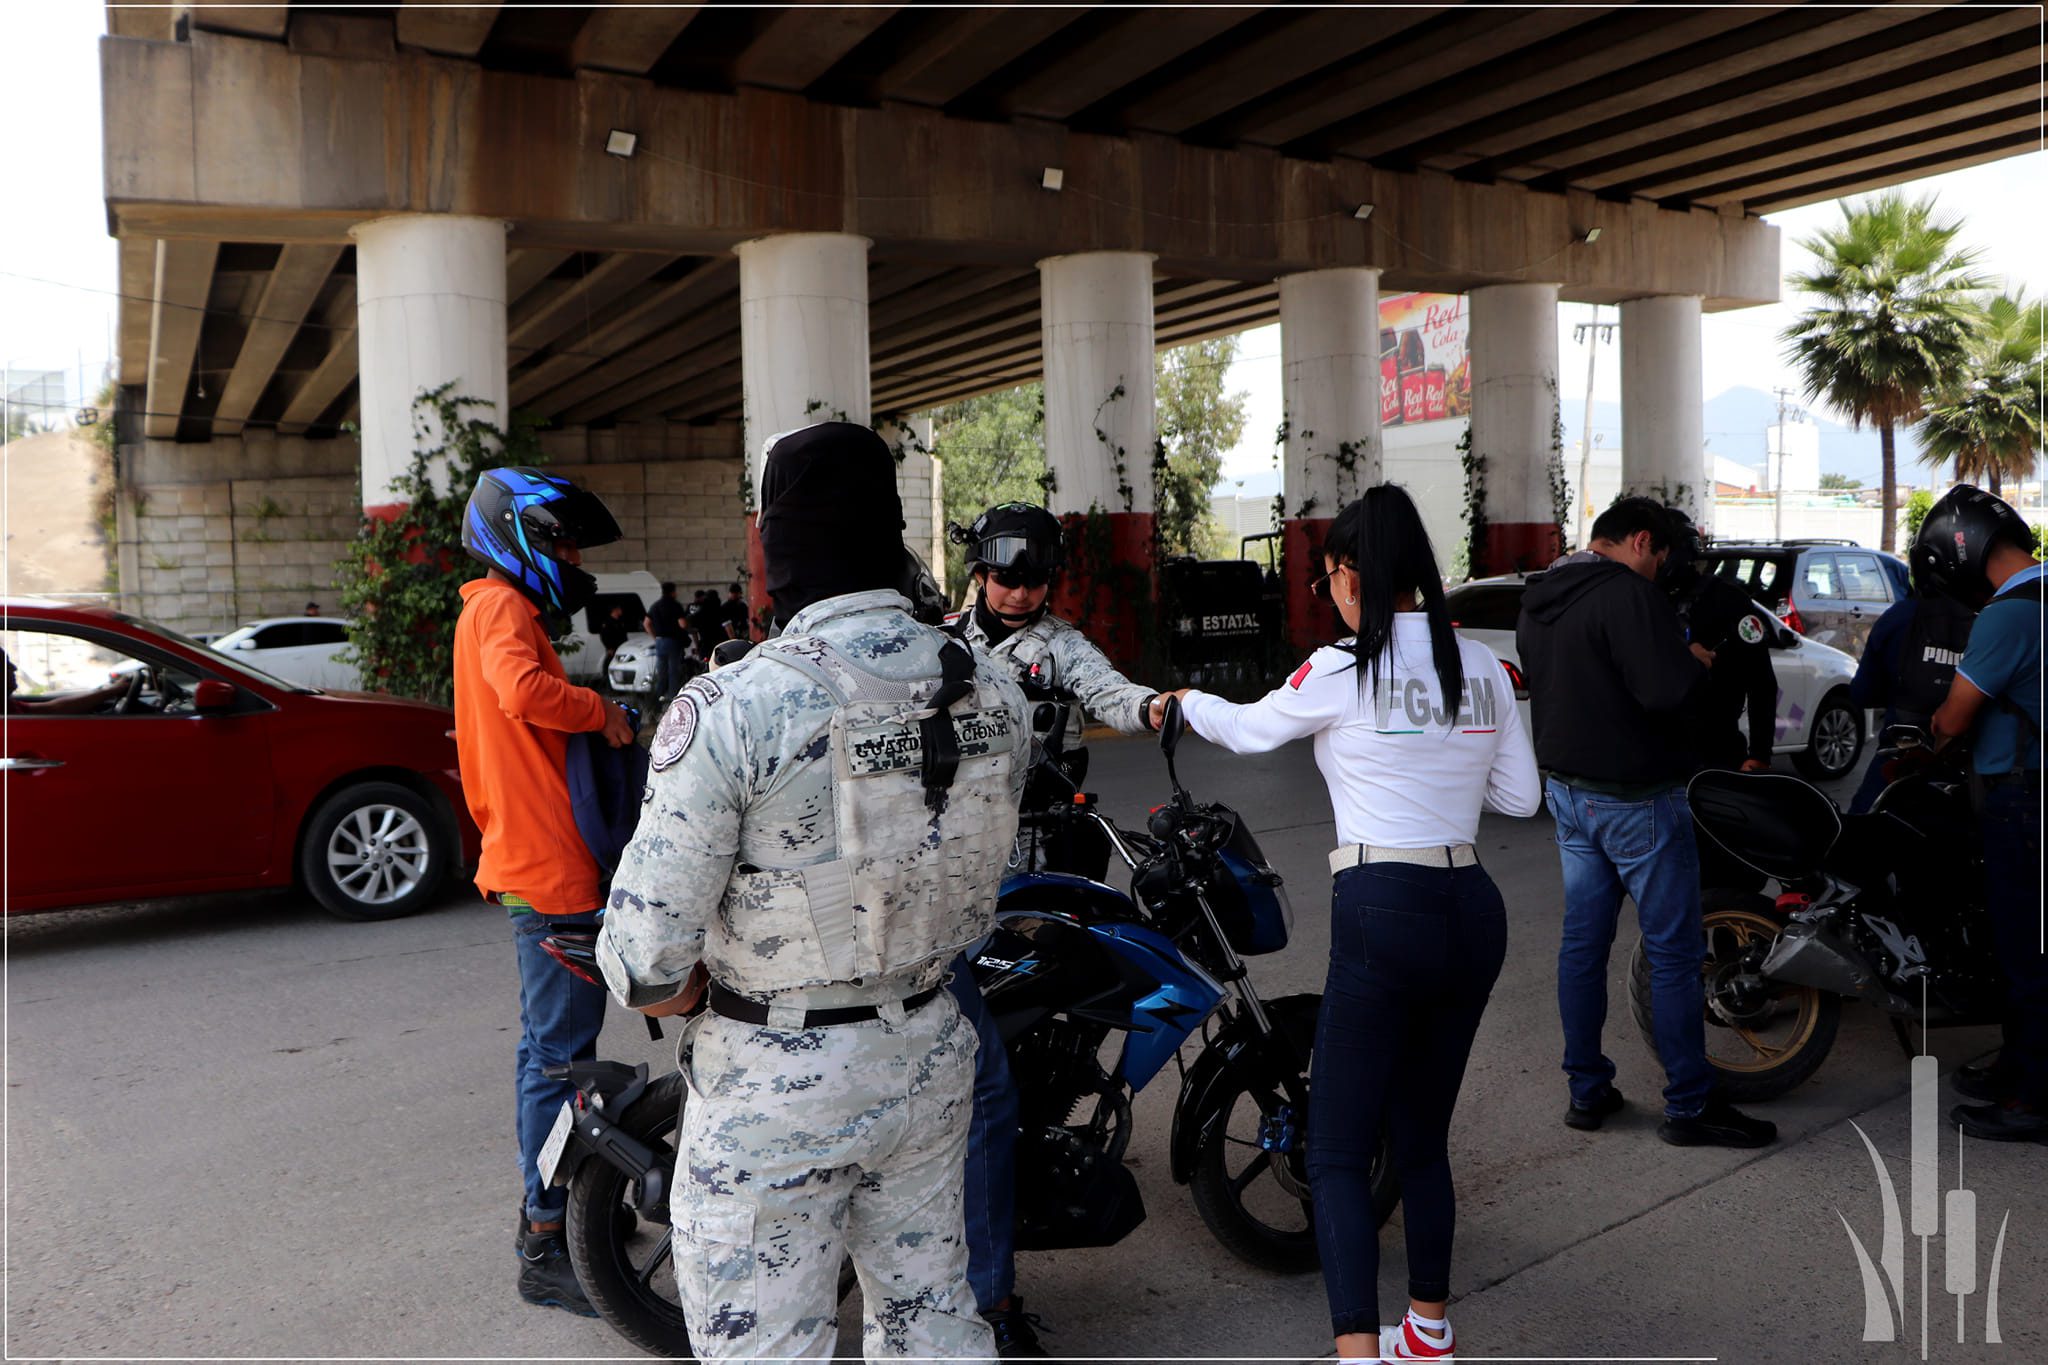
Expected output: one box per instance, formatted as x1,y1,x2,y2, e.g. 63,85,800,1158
540,697,1395,1356
985,692,1398,1269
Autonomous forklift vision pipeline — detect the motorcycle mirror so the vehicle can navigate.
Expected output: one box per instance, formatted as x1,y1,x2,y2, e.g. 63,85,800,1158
1158,693,1188,797
1881,723,1930,751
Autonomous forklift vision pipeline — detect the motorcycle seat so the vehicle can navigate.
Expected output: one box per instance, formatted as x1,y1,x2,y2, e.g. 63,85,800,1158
1689,769,1842,883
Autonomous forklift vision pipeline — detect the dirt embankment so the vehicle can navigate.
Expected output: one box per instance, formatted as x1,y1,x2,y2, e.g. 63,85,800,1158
3,428,113,595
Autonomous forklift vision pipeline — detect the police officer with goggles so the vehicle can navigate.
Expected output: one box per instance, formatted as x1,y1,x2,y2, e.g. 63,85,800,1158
947,502,1168,735
1917,485,2046,1145
597,422,1031,1358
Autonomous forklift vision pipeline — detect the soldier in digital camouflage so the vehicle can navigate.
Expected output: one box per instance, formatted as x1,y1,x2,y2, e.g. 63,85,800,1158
932,501,1169,1353
597,422,1029,1361
946,501,1167,739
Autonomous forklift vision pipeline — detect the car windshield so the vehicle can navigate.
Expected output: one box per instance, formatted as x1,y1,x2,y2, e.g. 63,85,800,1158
113,613,311,692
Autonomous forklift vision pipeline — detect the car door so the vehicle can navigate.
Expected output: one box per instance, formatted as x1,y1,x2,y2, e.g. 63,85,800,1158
300,620,356,689
1791,552,1850,651
1830,551,1890,657
1760,630,1821,753
240,622,317,686
3,623,277,907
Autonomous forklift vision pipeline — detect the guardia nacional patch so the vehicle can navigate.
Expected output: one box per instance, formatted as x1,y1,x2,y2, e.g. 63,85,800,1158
1736,614,1765,646
650,694,700,772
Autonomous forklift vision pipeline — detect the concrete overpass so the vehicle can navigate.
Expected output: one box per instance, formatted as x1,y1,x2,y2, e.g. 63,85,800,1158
98,4,2040,650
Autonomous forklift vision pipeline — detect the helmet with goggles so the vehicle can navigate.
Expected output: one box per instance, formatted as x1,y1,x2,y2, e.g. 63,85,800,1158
951,502,1065,587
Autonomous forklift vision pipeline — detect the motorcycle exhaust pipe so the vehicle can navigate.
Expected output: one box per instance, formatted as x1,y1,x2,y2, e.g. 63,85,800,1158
1760,920,1901,1009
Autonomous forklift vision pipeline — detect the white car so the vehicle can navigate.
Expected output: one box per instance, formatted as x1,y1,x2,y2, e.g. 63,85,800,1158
1445,574,1866,781
568,571,667,685
210,617,361,691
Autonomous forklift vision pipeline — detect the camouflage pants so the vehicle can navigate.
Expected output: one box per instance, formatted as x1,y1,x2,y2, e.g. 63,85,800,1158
674,991,995,1361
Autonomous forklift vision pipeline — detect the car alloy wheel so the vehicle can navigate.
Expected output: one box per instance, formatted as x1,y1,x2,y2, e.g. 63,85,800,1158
326,803,432,906
1813,705,1859,774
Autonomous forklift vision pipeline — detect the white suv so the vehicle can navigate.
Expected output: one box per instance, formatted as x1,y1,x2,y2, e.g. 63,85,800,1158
1445,575,1866,781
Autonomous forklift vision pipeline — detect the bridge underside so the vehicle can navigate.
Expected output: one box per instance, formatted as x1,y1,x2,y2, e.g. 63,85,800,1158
103,3,2034,444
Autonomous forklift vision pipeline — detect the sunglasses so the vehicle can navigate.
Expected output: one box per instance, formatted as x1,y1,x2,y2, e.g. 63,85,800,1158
1311,566,1350,602
990,568,1050,590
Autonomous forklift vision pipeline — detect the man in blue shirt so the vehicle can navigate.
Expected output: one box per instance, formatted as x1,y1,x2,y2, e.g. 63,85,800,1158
1917,486,2044,1144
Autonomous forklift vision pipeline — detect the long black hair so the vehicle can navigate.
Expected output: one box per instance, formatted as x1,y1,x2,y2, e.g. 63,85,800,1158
1326,484,1463,708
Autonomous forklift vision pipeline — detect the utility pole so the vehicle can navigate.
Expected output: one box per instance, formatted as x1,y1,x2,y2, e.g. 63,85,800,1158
1572,307,1617,547
1771,386,1806,540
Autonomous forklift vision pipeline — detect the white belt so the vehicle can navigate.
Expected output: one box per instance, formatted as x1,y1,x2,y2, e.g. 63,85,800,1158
1328,843,1478,875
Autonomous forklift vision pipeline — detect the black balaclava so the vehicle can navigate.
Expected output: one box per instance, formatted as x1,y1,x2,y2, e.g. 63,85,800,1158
972,587,1029,646
758,422,905,626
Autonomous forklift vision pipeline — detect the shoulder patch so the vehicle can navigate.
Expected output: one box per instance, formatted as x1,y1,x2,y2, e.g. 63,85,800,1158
649,694,700,772
683,673,725,708
1736,614,1765,646
1288,659,1314,690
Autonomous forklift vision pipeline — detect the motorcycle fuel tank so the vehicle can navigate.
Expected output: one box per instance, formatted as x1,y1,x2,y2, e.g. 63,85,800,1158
976,873,1225,1089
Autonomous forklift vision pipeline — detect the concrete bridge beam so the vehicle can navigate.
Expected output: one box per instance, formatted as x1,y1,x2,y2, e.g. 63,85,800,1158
1038,251,1157,671
1620,294,1708,522
1469,282,1564,577
349,214,508,516
1278,266,1386,653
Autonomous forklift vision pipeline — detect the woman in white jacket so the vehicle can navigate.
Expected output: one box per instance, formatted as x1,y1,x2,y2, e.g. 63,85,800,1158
1171,484,1540,1364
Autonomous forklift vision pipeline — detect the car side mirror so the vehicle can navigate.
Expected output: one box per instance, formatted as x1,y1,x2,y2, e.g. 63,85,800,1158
194,679,236,711
233,638,257,650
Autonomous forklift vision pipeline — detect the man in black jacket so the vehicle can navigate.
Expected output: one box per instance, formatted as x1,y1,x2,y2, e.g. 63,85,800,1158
1517,497,1775,1149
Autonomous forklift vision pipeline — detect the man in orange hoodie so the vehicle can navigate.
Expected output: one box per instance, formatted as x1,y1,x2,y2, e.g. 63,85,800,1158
454,467,636,1317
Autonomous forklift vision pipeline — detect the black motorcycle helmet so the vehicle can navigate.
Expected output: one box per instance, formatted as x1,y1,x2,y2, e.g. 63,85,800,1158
462,467,623,616
1910,484,2035,608
1660,505,1706,594
951,502,1066,585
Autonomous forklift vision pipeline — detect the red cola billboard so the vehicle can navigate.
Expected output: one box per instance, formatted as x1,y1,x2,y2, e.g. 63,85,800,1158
1379,292,1470,427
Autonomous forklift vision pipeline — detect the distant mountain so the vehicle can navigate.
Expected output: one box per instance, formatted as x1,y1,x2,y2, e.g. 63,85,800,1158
1562,385,1931,489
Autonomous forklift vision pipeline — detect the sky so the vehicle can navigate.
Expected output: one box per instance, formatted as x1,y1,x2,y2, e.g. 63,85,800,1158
2,5,2043,460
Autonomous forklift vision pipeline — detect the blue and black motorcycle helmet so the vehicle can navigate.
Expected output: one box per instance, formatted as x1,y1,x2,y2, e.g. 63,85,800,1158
462,467,622,616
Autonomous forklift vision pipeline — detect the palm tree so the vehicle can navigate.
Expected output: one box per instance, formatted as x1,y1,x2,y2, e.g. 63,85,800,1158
1781,191,1989,551
1917,291,2046,498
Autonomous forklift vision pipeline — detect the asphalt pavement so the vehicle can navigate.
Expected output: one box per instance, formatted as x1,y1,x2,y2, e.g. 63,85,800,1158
6,732,2040,1363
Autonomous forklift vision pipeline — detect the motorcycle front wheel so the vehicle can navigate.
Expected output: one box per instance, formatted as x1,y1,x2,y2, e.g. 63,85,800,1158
1188,993,1398,1274
1629,890,1841,1103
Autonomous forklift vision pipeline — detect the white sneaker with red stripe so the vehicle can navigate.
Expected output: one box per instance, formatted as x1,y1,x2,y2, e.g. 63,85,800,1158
1379,1312,1455,1360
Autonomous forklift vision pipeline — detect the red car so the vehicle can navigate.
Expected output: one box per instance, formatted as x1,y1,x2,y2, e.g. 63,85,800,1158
3,599,478,919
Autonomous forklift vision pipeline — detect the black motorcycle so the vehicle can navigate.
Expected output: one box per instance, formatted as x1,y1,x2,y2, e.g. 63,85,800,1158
537,697,1395,1357
1629,727,2003,1101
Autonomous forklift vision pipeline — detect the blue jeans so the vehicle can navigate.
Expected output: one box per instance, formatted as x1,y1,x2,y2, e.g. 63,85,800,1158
653,637,687,698
1546,778,1713,1119
513,910,608,1224
1309,861,1506,1338
1980,779,2047,1107
945,952,1016,1312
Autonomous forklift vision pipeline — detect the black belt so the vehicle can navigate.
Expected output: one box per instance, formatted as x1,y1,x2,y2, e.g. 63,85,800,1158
1982,768,2042,789
707,981,942,1028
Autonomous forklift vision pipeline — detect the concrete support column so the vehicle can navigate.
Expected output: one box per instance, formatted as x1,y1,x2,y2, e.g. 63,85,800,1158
1279,267,1383,653
1469,282,1563,576
1620,294,1707,523
350,215,508,516
734,232,871,620
1039,252,1158,672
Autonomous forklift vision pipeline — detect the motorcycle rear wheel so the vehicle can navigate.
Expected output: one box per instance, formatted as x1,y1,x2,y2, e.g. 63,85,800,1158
1188,993,1397,1274
1629,891,1841,1103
